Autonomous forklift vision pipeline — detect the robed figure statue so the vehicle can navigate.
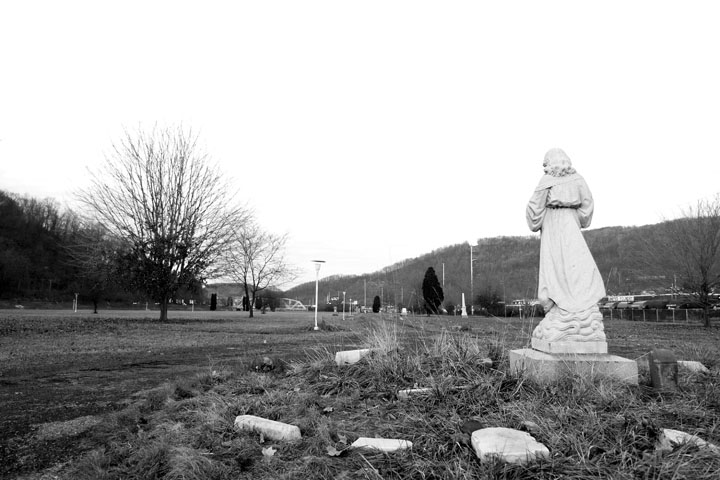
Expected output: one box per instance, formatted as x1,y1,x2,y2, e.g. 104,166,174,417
526,148,607,353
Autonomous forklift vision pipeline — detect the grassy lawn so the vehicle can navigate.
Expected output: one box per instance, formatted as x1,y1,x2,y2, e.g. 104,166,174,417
2,310,720,479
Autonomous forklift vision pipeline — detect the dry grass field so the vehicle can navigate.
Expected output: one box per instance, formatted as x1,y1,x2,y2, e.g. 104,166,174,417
2,309,720,479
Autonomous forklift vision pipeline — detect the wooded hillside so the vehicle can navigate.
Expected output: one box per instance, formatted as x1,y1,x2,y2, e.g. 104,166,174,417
284,224,674,310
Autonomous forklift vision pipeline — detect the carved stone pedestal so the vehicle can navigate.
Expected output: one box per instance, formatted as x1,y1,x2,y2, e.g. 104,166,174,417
512,303,637,384
509,348,638,385
531,338,607,354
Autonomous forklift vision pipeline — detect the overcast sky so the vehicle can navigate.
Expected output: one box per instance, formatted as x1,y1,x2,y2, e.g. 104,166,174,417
2,1,719,287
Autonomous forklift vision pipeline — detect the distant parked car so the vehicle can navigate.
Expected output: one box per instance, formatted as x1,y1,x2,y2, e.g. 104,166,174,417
644,298,669,309
678,301,704,309
630,301,648,310
599,301,618,309
615,301,632,309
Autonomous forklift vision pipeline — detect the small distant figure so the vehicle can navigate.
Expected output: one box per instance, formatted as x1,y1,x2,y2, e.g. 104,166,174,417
526,148,606,347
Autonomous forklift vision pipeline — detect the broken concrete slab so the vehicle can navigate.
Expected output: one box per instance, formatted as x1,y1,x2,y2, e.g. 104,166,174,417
656,428,720,454
234,415,301,441
350,437,413,452
335,348,372,366
397,387,433,399
677,360,710,374
471,427,550,464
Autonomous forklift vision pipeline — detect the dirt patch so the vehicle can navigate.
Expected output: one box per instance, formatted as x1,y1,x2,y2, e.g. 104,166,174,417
1,349,207,477
0,310,358,478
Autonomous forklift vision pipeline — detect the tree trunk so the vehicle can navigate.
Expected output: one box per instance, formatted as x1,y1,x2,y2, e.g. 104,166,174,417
244,283,254,318
248,293,255,318
160,299,169,322
704,305,711,328
93,299,98,314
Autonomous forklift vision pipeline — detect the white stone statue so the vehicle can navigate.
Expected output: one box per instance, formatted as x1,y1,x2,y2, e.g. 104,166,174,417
526,148,607,353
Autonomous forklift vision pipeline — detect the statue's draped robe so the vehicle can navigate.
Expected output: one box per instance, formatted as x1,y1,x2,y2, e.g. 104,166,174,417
526,173,606,313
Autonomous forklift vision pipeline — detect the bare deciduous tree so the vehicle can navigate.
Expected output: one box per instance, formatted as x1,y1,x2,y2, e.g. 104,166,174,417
646,194,720,327
65,222,122,314
223,220,296,317
77,125,247,321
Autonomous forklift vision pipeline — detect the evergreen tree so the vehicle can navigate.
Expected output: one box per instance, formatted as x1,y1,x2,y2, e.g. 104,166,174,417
422,266,444,314
372,295,381,313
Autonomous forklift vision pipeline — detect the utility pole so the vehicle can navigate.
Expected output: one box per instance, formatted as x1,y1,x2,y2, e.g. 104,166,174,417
469,243,474,316
364,279,367,310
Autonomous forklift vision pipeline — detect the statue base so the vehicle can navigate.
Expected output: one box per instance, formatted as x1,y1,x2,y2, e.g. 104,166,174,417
531,338,607,354
509,348,638,385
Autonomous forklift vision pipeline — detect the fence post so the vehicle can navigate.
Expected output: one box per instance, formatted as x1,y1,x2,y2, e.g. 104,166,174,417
643,310,646,322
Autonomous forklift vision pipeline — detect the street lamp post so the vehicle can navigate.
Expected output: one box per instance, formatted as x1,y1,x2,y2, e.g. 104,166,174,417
312,260,325,330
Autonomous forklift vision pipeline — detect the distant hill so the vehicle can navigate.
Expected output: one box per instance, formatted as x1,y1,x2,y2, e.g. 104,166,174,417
283,222,674,310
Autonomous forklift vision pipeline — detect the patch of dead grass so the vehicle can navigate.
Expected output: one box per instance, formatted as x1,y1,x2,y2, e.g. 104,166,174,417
34,415,103,441
14,315,720,479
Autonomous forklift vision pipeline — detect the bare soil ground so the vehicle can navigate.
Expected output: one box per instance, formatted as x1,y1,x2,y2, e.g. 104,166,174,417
0,309,362,478
1,309,718,479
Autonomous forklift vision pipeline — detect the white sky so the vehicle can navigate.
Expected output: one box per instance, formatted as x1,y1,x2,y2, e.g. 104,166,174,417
2,1,719,287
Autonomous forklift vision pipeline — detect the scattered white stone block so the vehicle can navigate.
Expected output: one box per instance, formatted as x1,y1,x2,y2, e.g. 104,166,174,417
397,387,433,399
335,348,372,366
677,360,710,374
234,415,301,441
350,437,413,452
471,427,550,464
656,428,720,454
